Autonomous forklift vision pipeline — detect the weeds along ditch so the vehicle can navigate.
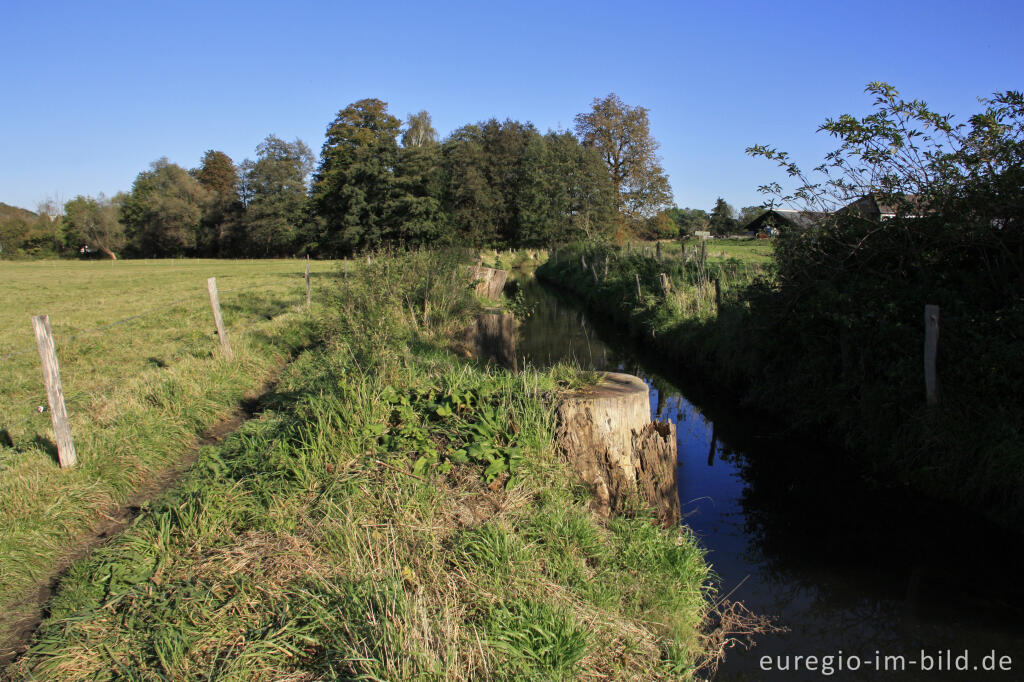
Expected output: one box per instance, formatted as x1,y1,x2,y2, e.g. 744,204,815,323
5,251,722,681
537,240,1024,533
0,259,325,657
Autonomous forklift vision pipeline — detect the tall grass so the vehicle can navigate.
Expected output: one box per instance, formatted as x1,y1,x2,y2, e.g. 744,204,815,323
7,250,717,680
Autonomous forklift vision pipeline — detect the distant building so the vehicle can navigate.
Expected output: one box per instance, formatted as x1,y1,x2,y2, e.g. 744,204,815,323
743,193,922,236
744,209,825,236
838,193,922,221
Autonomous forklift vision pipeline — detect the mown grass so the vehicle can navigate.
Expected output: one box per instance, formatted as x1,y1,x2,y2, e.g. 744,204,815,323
619,238,773,266
1,259,324,431
6,251,717,680
0,259,332,651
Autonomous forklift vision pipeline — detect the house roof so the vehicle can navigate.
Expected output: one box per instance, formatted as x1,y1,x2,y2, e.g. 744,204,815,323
745,209,825,232
743,193,925,233
839,193,923,219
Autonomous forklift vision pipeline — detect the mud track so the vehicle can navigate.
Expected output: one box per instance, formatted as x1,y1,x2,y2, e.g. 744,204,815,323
0,370,282,667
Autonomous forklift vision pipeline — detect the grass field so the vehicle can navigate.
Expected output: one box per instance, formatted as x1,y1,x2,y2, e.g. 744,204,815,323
1,259,321,428
620,238,774,266
4,252,722,679
0,259,330,653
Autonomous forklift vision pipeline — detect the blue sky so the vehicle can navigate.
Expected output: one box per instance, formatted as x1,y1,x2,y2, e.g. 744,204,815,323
2,0,1021,214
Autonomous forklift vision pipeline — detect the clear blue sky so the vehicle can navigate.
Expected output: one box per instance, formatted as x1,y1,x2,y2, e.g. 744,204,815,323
2,0,1021,214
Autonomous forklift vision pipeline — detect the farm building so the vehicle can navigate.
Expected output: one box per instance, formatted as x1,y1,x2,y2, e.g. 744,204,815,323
743,193,922,235
743,208,825,236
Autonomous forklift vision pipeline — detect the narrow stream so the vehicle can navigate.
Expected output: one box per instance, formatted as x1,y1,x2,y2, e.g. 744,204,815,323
514,275,1024,681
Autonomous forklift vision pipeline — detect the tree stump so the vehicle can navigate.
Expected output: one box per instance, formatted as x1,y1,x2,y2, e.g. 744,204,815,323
467,265,508,300
555,373,680,526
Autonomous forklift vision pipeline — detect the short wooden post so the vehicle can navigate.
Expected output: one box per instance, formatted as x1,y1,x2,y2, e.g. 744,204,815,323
207,277,232,360
304,259,311,309
659,273,670,297
714,278,722,314
580,254,587,272
31,315,77,468
924,304,940,405
656,242,662,260
634,273,642,301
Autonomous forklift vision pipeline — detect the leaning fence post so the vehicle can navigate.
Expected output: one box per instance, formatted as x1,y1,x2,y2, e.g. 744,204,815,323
580,253,587,272
590,263,600,285
305,259,312,309
31,315,77,468
924,304,940,405
207,277,232,360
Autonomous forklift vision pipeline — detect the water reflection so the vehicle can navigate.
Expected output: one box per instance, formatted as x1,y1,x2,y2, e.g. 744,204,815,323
514,275,1024,680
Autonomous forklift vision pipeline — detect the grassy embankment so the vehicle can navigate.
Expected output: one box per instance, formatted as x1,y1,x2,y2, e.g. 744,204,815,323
537,239,768,368
6,251,718,680
0,259,323,651
537,239,1024,531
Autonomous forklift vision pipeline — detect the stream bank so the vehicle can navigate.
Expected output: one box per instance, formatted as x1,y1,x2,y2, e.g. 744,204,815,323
514,274,1024,680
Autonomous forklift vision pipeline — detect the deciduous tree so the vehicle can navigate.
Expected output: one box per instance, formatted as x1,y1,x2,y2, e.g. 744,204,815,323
121,158,209,256
62,193,125,259
574,93,673,223
247,135,314,256
402,110,438,148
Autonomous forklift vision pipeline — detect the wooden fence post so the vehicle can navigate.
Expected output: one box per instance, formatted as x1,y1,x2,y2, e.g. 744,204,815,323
635,273,642,301
207,277,232,360
580,254,587,272
924,304,940,405
656,242,662,261
659,273,670,297
304,259,312,309
31,315,77,468
603,255,609,278
590,263,600,285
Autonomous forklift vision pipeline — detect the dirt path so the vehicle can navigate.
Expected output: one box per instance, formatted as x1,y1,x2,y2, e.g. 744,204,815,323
0,372,280,667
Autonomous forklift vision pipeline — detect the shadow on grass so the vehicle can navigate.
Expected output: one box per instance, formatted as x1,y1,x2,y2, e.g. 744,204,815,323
30,435,59,466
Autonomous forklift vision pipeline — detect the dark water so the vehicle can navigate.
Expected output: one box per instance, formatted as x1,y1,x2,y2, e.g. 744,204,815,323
514,275,1024,681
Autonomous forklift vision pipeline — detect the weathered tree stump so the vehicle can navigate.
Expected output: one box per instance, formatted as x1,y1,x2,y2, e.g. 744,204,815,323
467,265,508,300
555,373,680,526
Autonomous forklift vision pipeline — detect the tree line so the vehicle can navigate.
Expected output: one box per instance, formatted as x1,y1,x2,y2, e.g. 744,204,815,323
3,94,707,259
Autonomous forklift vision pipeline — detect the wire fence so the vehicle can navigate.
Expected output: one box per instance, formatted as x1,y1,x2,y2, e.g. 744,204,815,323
0,272,314,453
